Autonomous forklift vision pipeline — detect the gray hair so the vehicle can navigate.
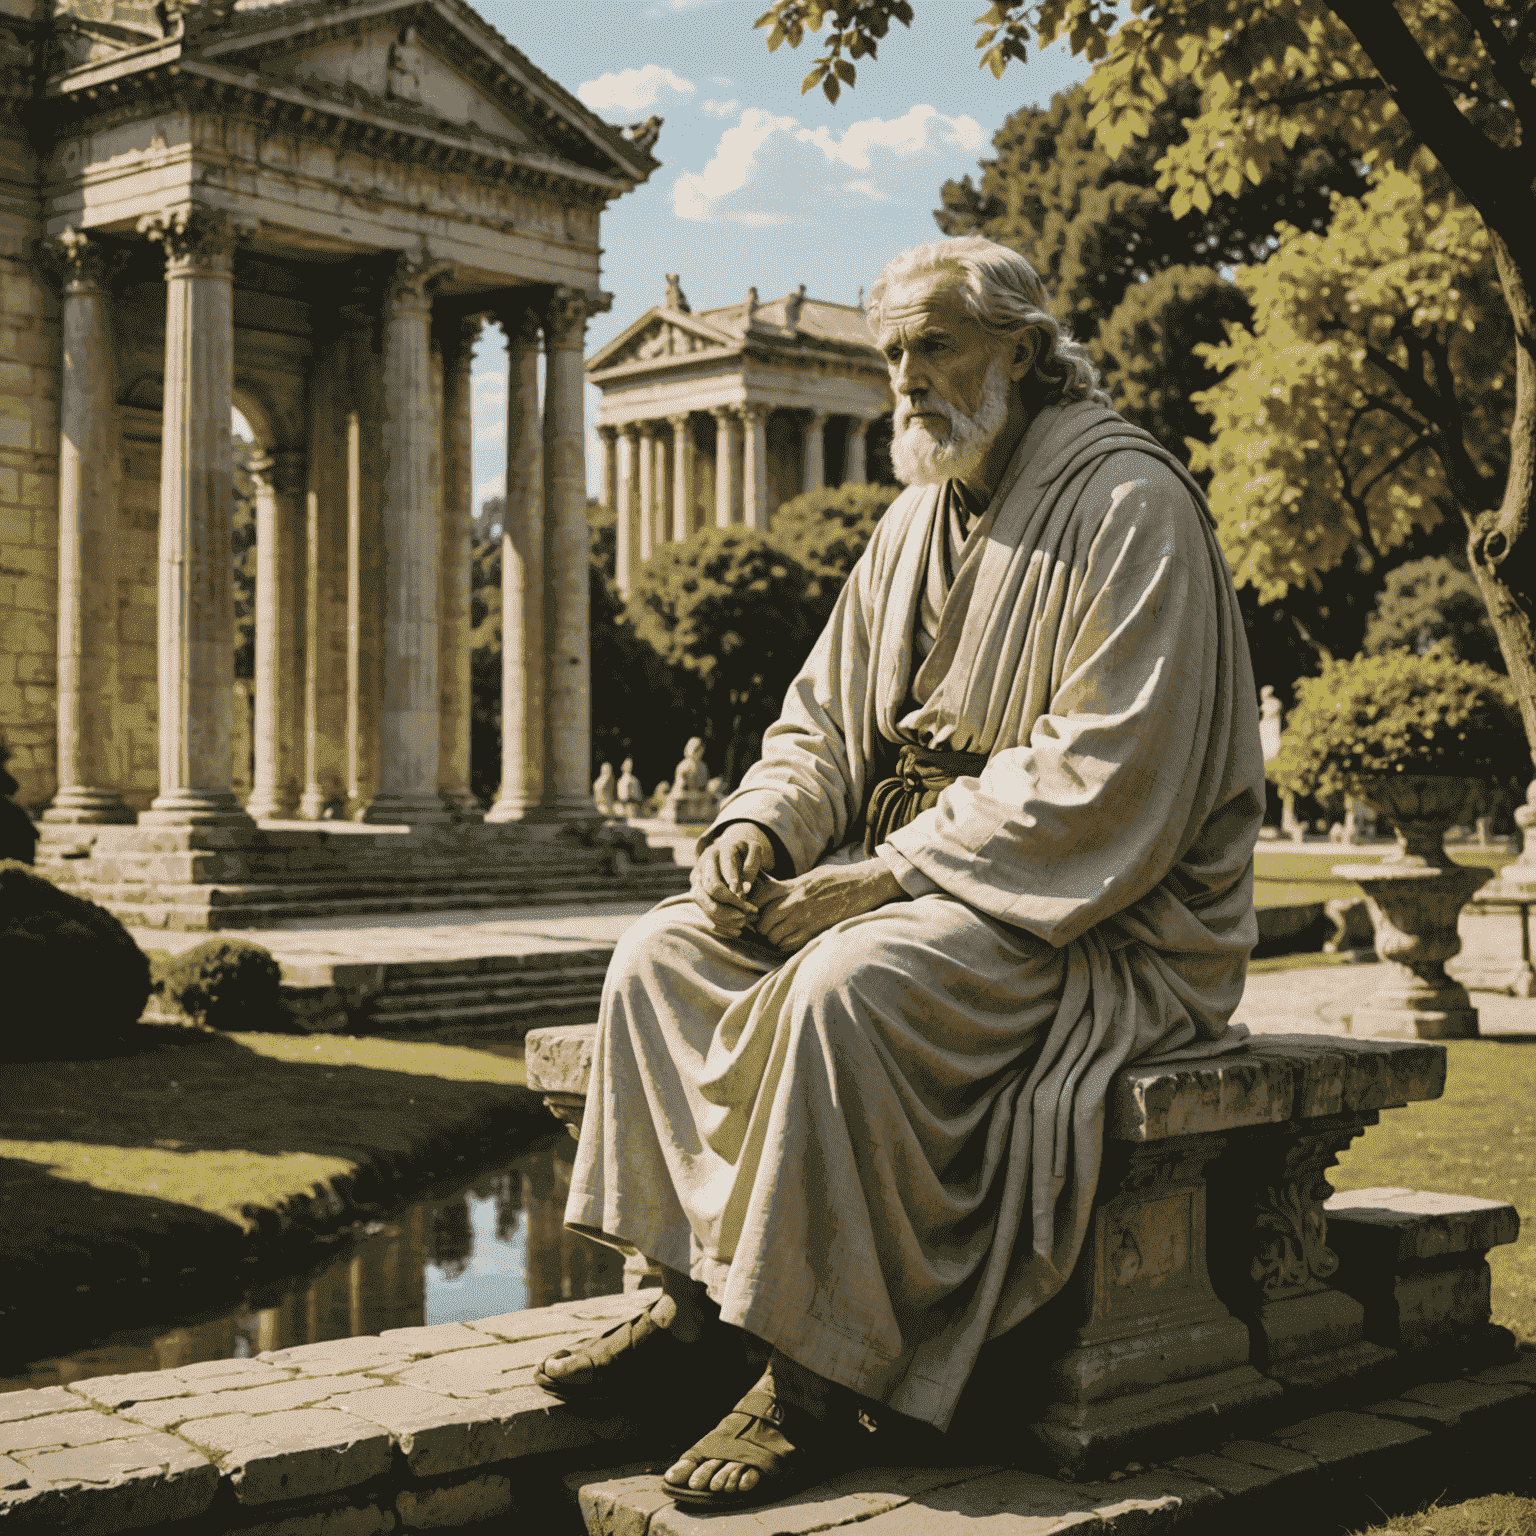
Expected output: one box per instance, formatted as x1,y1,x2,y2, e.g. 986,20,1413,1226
866,236,1111,409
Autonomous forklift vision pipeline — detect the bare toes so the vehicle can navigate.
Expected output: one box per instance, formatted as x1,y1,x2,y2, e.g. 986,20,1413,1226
690,1459,724,1491
739,1467,760,1491
663,1459,695,1488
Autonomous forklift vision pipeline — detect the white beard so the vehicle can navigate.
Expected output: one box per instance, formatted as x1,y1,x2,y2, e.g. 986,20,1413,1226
890,358,1011,487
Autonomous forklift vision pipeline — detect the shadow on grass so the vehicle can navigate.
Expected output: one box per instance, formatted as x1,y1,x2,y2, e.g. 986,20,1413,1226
0,1027,547,1369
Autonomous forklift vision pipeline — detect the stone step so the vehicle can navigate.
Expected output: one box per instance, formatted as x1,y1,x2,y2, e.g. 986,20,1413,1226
361,995,603,1034
370,971,610,1011
95,875,684,931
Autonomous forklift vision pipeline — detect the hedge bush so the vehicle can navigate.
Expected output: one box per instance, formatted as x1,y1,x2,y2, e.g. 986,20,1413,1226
1270,649,1527,805
158,938,284,1031
0,862,152,1058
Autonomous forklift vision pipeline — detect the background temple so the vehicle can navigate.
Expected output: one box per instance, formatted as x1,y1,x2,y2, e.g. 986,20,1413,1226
588,277,896,595
0,0,656,831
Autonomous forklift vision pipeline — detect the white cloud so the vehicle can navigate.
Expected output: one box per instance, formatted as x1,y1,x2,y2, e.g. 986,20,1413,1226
702,98,740,119
672,105,988,227
577,65,695,116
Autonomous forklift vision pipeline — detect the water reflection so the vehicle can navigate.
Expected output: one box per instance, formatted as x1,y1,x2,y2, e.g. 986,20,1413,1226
1,1132,624,1395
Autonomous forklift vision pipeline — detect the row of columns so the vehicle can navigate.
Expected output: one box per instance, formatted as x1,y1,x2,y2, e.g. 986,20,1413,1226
44,210,595,829
598,406,872,595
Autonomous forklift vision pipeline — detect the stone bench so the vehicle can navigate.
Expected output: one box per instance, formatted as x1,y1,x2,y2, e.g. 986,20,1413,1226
526,1023,1519,1476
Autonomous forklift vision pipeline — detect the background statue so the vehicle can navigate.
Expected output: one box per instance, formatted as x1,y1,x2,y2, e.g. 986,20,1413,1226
387,25,424,104
660,737,715,824
616,758,643,817
592,762,618,817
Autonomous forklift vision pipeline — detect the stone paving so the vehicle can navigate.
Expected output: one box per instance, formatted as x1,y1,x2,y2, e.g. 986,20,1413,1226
125,898,1536,1042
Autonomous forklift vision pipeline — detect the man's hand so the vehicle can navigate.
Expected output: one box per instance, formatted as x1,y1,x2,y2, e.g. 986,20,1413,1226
691,823,775,936
753,861,904,954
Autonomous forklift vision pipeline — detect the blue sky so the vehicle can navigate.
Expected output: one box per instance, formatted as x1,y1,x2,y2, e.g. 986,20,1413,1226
470,2,1091,508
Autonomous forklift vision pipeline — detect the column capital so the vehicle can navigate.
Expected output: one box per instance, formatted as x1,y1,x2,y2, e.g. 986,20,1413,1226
666,412,691,432
597,424,619,443
544,284,590,347
384,253,453,317
42,227,125,296
709,404,735,423
740,401,769,425
620,421,641,441
248,449,306,496
137,205,246,277
499,306,543,348
806,409,830,426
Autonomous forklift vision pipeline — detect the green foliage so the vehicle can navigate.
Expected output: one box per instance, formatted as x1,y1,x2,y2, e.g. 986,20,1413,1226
232,438,257,683
1363,556,1504,671
0,862,152,1057
1271,650,1524,804
935,78,1364,464
158,938,284,1032
624,528,823,784
1193,170,1514,601
469,502,705,797
771,482,899,585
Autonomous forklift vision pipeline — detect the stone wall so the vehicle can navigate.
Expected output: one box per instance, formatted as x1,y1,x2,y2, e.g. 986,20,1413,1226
0,4,60,811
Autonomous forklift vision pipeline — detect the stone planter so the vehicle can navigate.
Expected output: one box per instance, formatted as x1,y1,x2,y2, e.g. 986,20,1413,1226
1334,774,1492,1039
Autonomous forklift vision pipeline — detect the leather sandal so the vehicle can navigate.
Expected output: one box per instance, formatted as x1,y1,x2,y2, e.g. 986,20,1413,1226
666,1383,833,1509
535,1300,689,1402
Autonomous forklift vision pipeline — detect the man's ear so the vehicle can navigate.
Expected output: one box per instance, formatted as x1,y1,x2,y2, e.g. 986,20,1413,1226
1009,328,1039,383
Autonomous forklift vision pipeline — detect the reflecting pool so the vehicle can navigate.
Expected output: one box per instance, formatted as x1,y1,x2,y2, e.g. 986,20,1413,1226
0,1132,624,1395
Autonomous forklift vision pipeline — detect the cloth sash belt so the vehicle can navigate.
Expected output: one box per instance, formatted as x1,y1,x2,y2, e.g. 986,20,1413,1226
862,743,988,856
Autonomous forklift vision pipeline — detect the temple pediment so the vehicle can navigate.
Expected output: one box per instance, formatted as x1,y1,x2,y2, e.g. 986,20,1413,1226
47,0,657,188
229,20,535,147
590,311,735,373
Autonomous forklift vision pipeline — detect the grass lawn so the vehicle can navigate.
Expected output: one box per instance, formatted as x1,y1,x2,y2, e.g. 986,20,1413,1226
0,1028,543,1367
1349,1494,1536,1535
1330,1039,1536,1344
1253,846,1513,911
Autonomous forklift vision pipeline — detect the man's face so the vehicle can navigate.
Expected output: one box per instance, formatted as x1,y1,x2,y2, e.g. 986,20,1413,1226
875,269,1024,485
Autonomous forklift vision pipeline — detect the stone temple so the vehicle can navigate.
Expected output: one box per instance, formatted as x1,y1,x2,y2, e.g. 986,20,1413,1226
0,0,688,925
588,276,895,594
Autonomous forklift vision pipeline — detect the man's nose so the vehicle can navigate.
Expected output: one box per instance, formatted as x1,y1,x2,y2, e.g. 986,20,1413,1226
892,350,924,396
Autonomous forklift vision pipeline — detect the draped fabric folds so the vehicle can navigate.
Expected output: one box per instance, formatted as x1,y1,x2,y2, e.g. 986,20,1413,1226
566,402,1265,1430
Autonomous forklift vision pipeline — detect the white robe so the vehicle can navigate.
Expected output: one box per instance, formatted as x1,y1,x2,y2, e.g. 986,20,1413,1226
565,402,1264,1429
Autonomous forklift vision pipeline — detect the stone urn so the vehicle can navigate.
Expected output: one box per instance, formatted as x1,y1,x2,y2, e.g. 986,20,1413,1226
1333,774,1492,1039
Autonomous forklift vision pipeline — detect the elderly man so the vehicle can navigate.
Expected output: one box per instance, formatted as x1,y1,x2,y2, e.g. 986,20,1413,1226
537,236,1263,1509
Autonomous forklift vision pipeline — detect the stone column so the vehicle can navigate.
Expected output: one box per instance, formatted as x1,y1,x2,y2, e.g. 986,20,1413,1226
802,411,827,496
636,421,656,562
299,331,350,820
711,405,738,528
44,229,131,824
362,253,453,825
486,307,546,822
845,415,869,485
543,286,598,819
246,449,306,821
669,412,694,542
650,427,670,550
742,403,769,532
597,425,617,510
437,314,480,820
137,206,250,827
615,424,639,596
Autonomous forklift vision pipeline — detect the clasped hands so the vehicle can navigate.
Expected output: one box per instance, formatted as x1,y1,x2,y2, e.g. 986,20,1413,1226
690,823,903,953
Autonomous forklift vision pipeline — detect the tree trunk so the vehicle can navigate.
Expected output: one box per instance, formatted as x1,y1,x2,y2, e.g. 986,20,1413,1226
1467,232,1536,770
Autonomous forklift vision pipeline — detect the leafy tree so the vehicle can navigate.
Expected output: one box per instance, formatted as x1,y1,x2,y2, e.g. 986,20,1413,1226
1192,170,1513,603
1363,555,1505,670
232,438,256,682
624,529,823,786
469,503,704,801
756,0,1536,770
771,482,900,585
935,81,1365,463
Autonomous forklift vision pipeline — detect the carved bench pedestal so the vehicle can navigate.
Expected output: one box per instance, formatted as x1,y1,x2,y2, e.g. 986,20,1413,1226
1209,1113,1397,1394
1029,1133,1282,1473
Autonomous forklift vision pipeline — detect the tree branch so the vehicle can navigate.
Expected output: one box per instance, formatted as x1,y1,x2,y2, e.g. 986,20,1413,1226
1328,0,1529,243
1356,431,1437,503
1448,0,1536,139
